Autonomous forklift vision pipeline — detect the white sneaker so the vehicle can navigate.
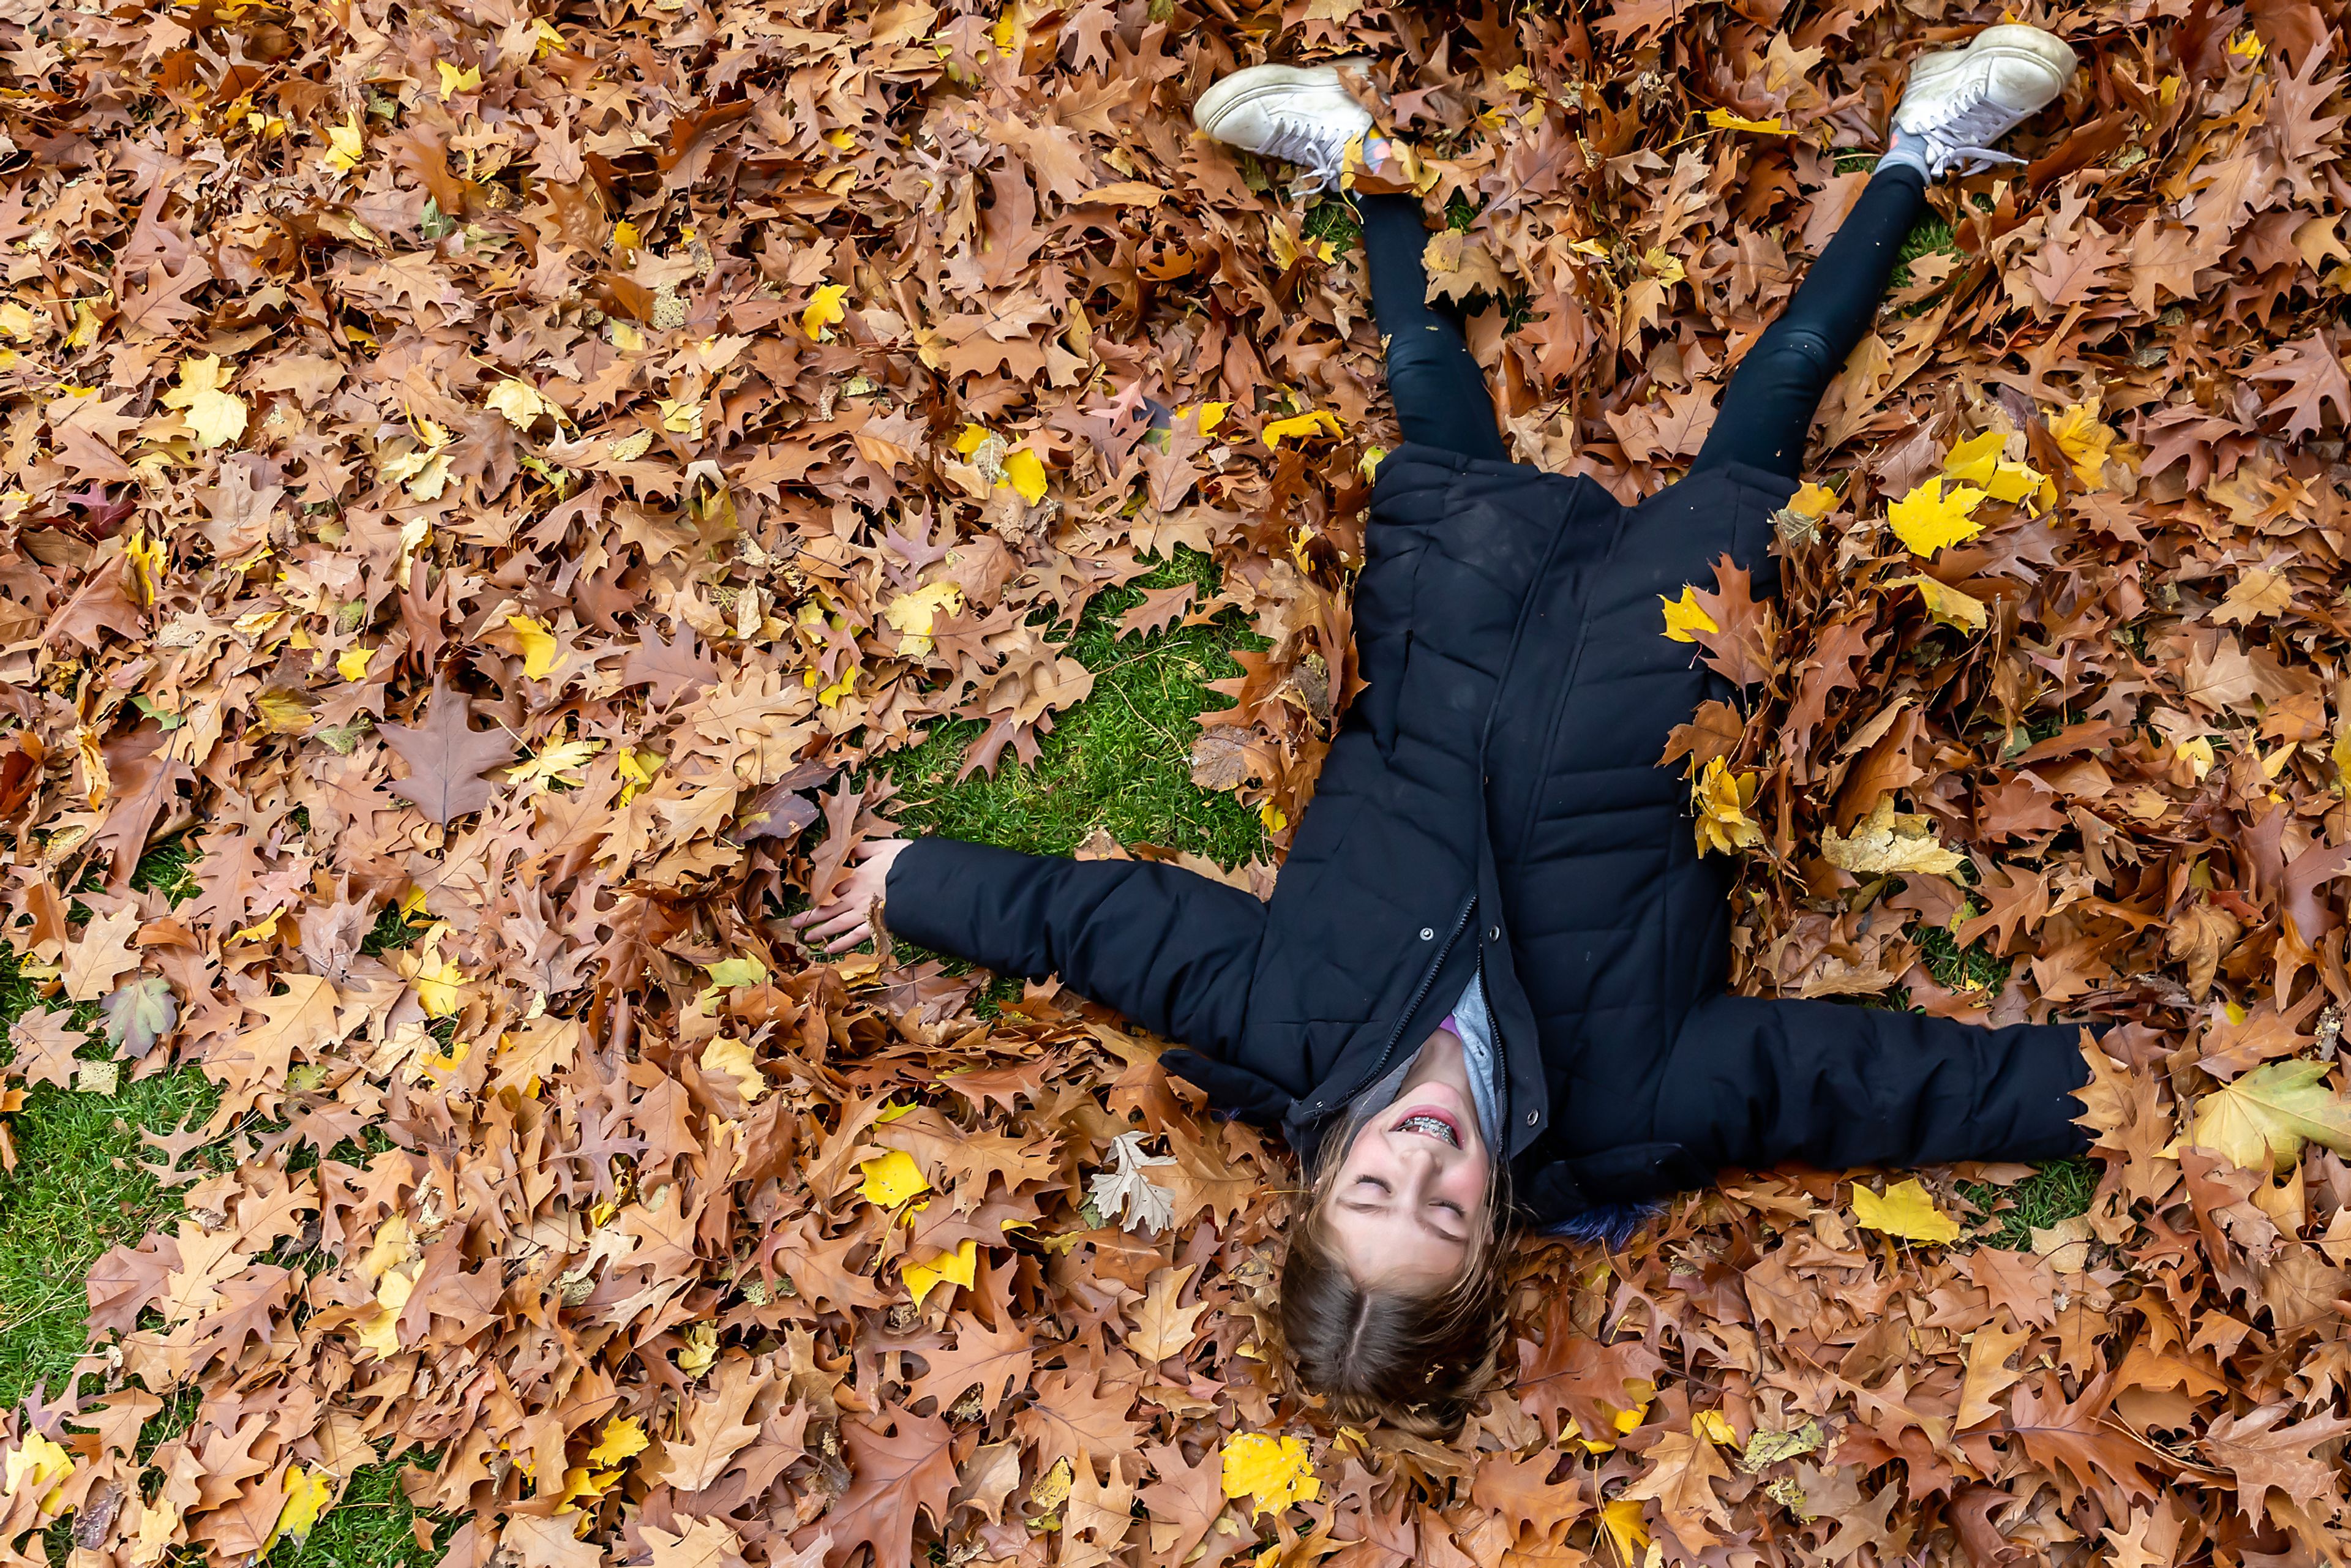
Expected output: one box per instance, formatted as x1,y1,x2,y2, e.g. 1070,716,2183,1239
1193,62,1375,193
1892,24,2078,175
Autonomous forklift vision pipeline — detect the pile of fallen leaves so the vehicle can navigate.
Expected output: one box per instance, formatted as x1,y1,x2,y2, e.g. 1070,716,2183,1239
3,0,2350,1559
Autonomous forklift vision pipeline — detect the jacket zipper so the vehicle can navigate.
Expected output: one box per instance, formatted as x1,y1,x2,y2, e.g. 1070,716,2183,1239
1475,941,1509,1135
1325,895,1476,1112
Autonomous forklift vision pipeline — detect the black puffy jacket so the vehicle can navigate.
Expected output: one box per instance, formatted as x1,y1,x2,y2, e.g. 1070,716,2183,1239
886,444,2093,1221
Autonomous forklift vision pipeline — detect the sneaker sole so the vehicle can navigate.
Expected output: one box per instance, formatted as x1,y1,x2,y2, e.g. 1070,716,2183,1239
1192,60,1371,135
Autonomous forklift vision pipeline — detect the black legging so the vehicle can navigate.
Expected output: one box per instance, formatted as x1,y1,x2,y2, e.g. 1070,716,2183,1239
1359,164,1930,476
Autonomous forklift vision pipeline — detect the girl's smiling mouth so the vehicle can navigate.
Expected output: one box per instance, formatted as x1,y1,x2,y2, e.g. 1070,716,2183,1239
1392,1101,1463,1148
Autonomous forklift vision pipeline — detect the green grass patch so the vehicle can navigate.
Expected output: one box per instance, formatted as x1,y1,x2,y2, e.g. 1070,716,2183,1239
0,1068,219,1411
886,548,1269,868
1914,921,2014,997
1961,1157,2098,1251
283,1458,444,1568
1303,195,1362,255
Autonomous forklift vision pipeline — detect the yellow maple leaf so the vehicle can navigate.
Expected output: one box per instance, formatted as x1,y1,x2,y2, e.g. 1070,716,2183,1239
160,354,248,448
1259,799,1288,834
555,1465,619,1512
1693,1409,1738,1446
485,378,554,430
533,17,566,54
124,530,166,606
2169,1059,2351,1172
1599,1497,1651,1558
229,908,285,945
699,1037,769,1103
4,1432,73,1511
1262,408,1341,448
2046,402,2117,490
1706,108,1791,133
1886,478,1987,557
1787,481,1835,520
675,1321,718,1376
803,283,849,342
380,420,452,498
336,645,375,682
505,738,602,793
402,923,468,1019
0,301,37,340
505,614,563,680
436,61,482,99
902,1239,978,1307
617,746,662,805
1987,460,2042,503
1850,1177,1962,1244
1692,756,1761,858
2228,26,2264,61
859,1149,931,1208
1269,223,1337,269
1188,402,1231,435
132,1498,181,1562
703,956,767,989
322,114,365,173
1659,585,1719,643
804,662,858,707
587,1415,650,1468
883,581,966,658
356,1262,417,1357
261,1465,333,1557
1000,446,1048,504
1941,428,2008,486
1889,573,1989,632
1220,1433,1321,1518
656,398,702,438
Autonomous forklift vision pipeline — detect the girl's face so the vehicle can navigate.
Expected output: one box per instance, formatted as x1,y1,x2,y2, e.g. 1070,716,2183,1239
1321,1029,1491,1290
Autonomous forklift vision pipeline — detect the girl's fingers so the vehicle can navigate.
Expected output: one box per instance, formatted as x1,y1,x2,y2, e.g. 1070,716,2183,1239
825,923,872,953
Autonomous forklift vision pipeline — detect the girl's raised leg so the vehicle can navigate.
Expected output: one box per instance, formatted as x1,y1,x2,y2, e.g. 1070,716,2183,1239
1357,194,1509,461
1192,64,1506,461
1688,165,1929,479
1693,23,2077,478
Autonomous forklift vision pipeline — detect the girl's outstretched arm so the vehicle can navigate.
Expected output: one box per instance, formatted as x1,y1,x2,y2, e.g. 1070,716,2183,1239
798,836,1269,1064
1661,992,2097,1177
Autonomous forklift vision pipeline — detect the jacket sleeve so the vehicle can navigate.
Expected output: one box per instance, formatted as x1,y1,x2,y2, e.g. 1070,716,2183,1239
883,836,1267,1062
1659,994,2097,1176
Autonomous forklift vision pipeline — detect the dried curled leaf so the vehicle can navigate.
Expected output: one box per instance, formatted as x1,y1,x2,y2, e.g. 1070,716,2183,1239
1820,796,1966,877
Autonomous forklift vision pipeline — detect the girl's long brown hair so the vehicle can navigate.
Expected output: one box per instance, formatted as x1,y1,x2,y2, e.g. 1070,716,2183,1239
1275,1109,1513,1440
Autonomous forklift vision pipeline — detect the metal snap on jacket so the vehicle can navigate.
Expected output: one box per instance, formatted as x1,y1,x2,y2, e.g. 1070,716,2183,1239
1419,927,1434,940
1526,1109,1539,1125
1489,925,1502,940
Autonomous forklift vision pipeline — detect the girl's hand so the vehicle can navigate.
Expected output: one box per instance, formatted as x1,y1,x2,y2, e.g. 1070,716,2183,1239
789,839,912,955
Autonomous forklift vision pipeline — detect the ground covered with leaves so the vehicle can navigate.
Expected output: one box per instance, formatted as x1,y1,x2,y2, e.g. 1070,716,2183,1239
1,0,2349,1562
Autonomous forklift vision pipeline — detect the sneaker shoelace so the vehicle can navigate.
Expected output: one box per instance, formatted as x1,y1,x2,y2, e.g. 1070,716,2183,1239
1259,113,1360,191
1918,88,2032,173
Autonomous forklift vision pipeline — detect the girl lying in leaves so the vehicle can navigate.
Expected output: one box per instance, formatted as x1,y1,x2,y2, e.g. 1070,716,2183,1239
797,25,2104,1438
